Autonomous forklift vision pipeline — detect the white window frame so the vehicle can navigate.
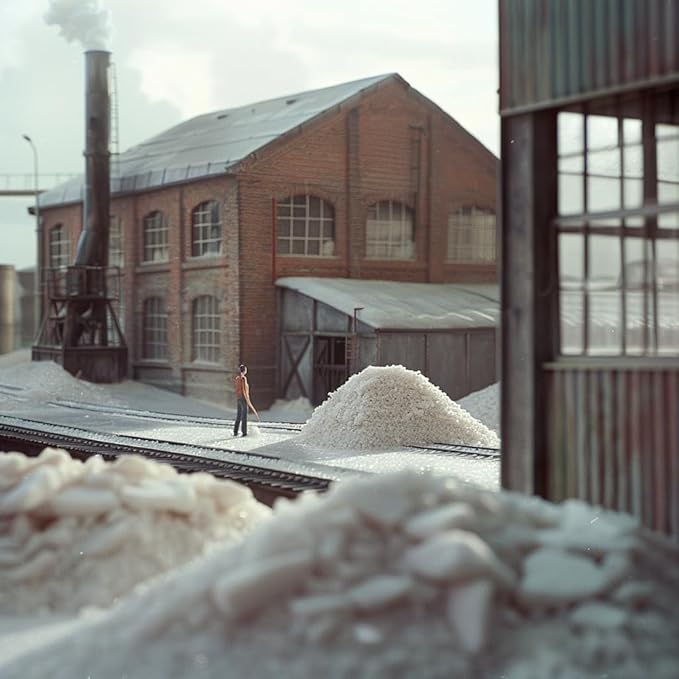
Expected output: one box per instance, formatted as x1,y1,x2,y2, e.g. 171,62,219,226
446,207,496,263
192,295,220,363
109,215,123,268
142,210,169,263
191,201,222,257
142,297,168,360
276,195,335,256
49,223,70,268
365,200,415,260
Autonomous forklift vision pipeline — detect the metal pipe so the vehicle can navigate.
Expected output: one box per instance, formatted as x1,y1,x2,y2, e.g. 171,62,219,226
21,134,41,336
75,50,111,267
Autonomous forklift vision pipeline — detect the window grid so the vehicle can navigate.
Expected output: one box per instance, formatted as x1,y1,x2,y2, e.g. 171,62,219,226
109,215,123,268
447,207,496,263
556,89,679,358
142,297,168,360
191,201,222,257
276,195,335,256
192,295,220,363
142,211,169,263
365,200,415,260
49,224,70,268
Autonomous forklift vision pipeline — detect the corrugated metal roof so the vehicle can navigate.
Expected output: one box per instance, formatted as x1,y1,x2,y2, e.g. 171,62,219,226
40,73,396,208
276,277,500,330
500,0,679,115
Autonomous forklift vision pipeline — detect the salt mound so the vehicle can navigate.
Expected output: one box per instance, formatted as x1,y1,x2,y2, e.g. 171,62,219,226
458,382,500,433
299,365,499,449
0,360,121,406
0,448,270,614
5,470,678,678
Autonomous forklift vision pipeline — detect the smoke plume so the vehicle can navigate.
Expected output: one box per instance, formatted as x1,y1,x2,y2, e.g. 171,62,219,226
45,0,111,51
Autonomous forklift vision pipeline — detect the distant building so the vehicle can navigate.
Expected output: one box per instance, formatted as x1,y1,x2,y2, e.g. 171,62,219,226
36,74,497,407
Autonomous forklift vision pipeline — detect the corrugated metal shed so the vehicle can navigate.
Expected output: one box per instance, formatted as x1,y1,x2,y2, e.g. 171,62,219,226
39,73,395,208
500,0,679,115
276,277,500,330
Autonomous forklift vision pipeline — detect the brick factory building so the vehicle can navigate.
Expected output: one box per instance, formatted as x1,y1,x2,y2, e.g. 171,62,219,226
36,73,497,408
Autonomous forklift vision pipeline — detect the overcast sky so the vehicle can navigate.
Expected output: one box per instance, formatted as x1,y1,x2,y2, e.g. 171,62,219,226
0,0,499,270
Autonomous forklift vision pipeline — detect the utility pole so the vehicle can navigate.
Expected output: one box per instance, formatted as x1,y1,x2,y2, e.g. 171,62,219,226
22,134,42,337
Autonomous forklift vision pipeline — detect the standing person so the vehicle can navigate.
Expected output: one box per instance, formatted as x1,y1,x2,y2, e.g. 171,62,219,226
233,364,253,437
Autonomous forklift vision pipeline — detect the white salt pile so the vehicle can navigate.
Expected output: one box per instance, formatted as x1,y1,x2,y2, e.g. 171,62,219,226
5,470,677,679
458,382,500,434
0,360,121,408
299,365,499,449
0,448,270,614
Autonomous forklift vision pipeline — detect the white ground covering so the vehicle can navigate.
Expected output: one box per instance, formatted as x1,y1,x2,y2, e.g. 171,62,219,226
299,365,499,449
458,382,499,434
3,470,677,678
0,359,123,409
0,448,269,615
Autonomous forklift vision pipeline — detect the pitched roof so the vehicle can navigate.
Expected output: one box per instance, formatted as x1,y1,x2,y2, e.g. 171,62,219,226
276,277,500,330
38,74,396,208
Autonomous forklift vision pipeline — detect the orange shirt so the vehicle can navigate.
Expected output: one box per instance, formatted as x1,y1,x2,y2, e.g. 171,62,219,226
234,374,248,398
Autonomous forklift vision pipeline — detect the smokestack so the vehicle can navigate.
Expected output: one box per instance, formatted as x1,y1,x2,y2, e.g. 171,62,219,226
75,49,111,267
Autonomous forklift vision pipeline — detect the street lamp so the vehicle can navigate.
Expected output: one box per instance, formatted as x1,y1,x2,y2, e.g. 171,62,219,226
22,134,42,337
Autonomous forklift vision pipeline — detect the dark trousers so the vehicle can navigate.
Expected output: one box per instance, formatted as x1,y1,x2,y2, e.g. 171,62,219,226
234,397,248,435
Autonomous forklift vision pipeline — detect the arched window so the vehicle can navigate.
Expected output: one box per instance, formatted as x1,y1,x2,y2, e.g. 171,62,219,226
49,223,70,268
192,295,220,362
276,195,335,256
142,297,168,360
191,201,221,257
447,206,496,263
365,201,414,260
142,210,169,263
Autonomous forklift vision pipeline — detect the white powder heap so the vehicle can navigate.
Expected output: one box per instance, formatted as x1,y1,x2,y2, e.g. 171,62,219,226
6,470,677,679
0,360,121,407
299,365,499,449
0,448,270,614
458,382,500,433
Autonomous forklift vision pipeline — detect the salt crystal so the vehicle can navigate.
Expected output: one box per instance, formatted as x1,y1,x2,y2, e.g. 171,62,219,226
289,593,351,618
212,551,313,621
347,574,412,610
519,548,612,604
404,502,475,539
446,578,494,654
402,530,515,587
120,479,196,514
0,465,64,514
48,486,120,516
570,602,628,629
7,549,57,582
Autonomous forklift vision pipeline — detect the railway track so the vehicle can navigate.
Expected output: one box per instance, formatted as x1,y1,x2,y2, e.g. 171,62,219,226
0,383,501,504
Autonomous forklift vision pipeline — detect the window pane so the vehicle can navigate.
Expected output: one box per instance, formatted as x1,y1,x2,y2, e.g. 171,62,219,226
587,176,620,212
559,173,584,215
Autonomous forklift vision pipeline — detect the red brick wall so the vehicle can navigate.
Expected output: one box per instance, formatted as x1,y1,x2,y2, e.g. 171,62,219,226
237,77,497,406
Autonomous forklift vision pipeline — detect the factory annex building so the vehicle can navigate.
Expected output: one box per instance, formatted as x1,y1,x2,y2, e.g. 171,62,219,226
38,73,497,407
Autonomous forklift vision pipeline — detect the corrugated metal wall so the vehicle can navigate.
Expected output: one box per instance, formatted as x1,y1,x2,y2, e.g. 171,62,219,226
546,363,679,539
500,0,679,114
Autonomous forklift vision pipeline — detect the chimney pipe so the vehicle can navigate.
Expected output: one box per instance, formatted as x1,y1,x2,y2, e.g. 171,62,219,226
75,49,111,267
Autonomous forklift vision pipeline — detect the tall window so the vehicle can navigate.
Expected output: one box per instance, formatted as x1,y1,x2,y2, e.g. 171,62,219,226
365,200,414,260
191,201,221,257
142,297,168,360
49,224,70,268
109,215,123,268
556,89,679,356
447,207,496,263
142,210,169,263
276,195,335,256
192,295,220,362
